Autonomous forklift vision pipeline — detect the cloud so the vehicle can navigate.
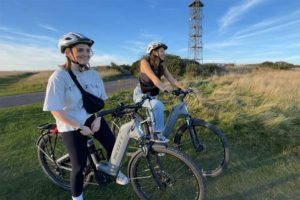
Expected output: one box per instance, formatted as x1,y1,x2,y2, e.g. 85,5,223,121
90,54,131,66
177,48,188,53
123,40,147,54
234,19,300,40
233,10,300,39
235,10,300,36
0,35,16,40
205,39,242,50
123,32,162,55
219,0,266,31
146,0,158,9
207,9,300,52
140,32,161,40
38,24,59,32
0,43,131,71
0,26,57,44
0,43,63,71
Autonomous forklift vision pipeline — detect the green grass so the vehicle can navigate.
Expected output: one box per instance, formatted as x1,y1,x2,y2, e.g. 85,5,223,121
0,72,46,96
0,101,138,200
1,72,300,199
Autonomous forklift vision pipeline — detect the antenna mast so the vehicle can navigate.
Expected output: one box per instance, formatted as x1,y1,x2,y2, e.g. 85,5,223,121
188,0,204,63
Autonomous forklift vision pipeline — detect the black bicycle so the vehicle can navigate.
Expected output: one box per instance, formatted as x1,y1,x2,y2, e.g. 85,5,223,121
36,96,206,200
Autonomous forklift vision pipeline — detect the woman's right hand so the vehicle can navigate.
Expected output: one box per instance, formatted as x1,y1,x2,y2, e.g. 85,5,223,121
80,126,94,136
163,85,173,93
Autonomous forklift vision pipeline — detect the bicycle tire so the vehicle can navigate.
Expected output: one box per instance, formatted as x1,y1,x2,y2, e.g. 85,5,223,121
174,118,229,177
37,133,92,190
111,112,150,156
128,145,205,200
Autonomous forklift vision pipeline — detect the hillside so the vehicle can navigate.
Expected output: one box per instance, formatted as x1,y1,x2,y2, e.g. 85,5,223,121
1,68,299,199
0,65,131,97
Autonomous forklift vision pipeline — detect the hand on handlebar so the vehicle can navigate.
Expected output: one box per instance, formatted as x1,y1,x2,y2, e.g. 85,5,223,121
163,85,173,93
186,87,194,93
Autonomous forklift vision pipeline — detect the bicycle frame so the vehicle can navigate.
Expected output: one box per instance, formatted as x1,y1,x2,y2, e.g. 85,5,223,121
37,116,146,178
95,117,145,177
146,96,202,151
162,102,190,138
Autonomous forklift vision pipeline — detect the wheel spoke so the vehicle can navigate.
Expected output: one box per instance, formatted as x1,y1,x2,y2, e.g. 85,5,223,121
130,147,204,200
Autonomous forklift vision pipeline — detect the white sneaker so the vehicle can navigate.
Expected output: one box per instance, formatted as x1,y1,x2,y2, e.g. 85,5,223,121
116,171,129,185
153,133,169,143
72,193,83,200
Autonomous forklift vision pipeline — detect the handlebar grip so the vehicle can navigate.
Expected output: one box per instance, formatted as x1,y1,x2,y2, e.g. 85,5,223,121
95,108,116,118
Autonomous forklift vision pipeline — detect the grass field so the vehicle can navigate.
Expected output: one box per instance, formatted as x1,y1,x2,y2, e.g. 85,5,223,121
1,68,300,199
0,67,127,97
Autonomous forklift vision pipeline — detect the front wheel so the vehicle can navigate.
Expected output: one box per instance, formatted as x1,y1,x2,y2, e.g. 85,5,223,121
128,145,205,200
174,118,230,177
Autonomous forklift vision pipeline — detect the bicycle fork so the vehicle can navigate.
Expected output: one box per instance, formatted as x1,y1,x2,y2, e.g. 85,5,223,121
142,142,168,191
186,118,204,152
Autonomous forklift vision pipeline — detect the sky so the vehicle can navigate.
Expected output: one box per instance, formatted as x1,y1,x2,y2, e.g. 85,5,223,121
0,0,299,71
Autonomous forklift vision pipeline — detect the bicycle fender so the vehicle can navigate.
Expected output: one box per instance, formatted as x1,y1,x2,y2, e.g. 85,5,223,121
36,132,51,146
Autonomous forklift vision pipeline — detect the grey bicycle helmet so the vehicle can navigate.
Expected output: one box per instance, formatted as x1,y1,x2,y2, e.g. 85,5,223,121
58,32,94,53
147,41,168,54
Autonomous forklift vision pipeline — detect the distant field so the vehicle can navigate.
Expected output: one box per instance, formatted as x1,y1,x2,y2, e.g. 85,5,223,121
0,67,128,97
1,68,299,199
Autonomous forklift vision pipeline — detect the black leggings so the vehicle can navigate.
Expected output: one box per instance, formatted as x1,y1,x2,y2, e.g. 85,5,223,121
61,116,115,197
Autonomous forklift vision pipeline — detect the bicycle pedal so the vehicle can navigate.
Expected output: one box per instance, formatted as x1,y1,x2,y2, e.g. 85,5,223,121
95,171,114,185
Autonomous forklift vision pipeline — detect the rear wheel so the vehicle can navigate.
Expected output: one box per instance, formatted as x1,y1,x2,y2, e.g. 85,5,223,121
129,145,205,200
37,133,92,190
175,118,229,177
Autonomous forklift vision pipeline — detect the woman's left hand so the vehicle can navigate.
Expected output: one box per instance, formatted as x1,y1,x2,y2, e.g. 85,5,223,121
91,117,101,133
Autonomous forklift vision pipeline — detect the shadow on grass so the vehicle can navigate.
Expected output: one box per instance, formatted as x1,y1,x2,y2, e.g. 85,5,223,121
0,72,36,87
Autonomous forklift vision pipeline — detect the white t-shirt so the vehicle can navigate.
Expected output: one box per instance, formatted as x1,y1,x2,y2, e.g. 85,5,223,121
43,66,108,132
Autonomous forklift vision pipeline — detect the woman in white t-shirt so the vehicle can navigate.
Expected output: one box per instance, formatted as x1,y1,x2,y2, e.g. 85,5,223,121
43,32,128,200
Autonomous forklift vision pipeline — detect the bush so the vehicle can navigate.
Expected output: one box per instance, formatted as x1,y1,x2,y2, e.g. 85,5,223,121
185,62,201,77
130,55,226,78
260,61,294,70
200,63,225,76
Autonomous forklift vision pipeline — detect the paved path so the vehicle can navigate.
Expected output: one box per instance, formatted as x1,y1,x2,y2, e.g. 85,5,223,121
0,78,138,108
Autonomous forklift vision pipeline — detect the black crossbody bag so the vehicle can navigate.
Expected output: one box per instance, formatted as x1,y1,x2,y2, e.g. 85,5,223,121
69,70,104,114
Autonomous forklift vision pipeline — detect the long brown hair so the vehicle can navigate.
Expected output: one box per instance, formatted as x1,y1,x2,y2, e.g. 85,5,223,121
61,56,72,71
142,51,164,76
59,47,72,71
148,51,161,68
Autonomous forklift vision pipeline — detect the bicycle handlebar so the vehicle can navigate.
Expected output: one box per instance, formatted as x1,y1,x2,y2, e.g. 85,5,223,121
171,88,194,96
95,95,151,118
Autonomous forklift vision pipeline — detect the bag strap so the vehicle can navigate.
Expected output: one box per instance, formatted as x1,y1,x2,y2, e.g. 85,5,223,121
68,70,86,94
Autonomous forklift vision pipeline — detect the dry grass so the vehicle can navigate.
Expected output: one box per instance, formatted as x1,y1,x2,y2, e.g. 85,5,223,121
181,68,300,138
212,68,300,106
0,68,125,96
21,71,53,86
95,67,122,78
0,71,32,78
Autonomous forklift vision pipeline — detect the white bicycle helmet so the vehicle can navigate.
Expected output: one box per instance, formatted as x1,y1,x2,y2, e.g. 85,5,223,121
147,41,168,54
58,32,94,53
